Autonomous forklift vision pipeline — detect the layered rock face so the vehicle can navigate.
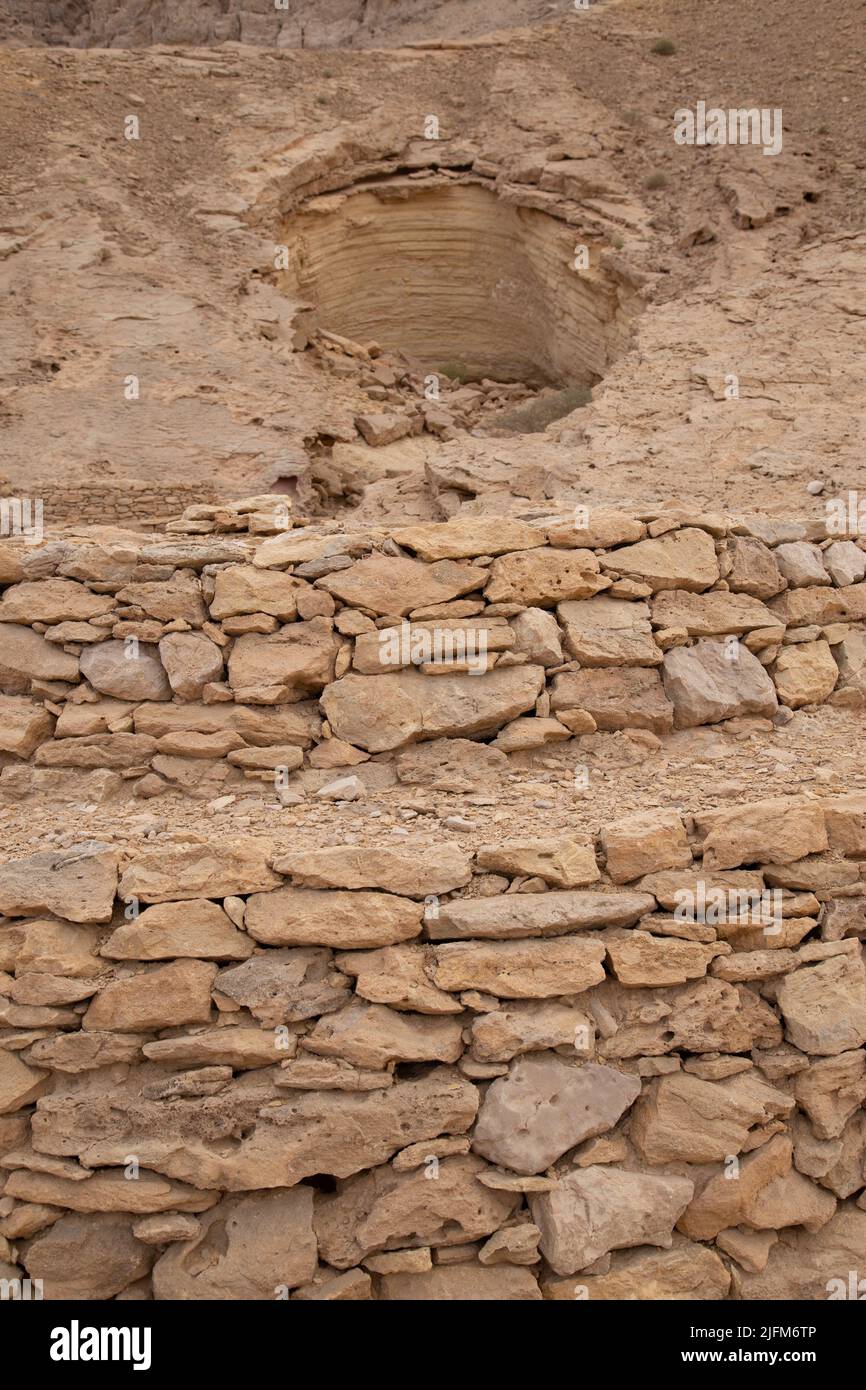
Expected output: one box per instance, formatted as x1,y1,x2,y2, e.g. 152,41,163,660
1,791,865,1299
280,182,633,387
1,504,864,804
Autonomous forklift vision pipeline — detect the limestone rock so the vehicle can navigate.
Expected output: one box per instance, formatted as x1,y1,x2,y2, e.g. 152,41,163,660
774,541,829,587
142,1029,288,1071
509,607,564,666
271,844,472,897
610,528,719,592
604,931,724,987
0,1050,50,1114
600,809,691,883
470,999,593,1062
696,796,828,869
213,948,349,1024
119,837,281,902
630,1071,793,1163
431,938,607,998
472,1055,640,1174
733,1207,866,1299
725,536,785,599
22,1212,153,1300
32,1068,480,1191
321,665,545,753
302,999,464,1069
475,838,599,889
210,565,304,620
83,959,217,1032
0,695,54,758
393,517,543,561
4,1167,217,1214
776,954,866,1055
319,555,486,617
531,1167,694,1274
336,944,461,1015
824,792,866,857
793,1050,866,1139
153,1189,317,1299
550,667,674,733
0,841,118,923
2,629,74,701
80,640,172,701
662,639,778,727
426,889,652,941
772,639,839,707
558,597,661,667
824,541,866,588
245,887,421,949
543,1241,730,1300
484,548,609,607
313,1155,518,1269
158,631,224,700
227,620,338,701
546,507,643,549
677,1134,792,1240
0,578,112,623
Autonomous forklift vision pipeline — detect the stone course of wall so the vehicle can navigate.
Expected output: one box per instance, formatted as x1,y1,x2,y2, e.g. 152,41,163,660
1,500,865,802
0,792,865,1298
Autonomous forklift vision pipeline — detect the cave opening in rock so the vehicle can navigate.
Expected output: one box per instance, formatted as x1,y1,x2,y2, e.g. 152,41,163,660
279,178,634,393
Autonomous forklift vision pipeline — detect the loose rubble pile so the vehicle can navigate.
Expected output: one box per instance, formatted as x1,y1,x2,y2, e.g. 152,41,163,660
2,504,865,808
1,791,865,1299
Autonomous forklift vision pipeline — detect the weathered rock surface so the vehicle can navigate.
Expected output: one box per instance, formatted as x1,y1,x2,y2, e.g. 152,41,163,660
472,1055,641,1173
531,1167,694,1274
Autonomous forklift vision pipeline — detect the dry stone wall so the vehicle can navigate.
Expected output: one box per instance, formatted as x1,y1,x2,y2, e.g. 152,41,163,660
1,500,866,803
1,793,866,1299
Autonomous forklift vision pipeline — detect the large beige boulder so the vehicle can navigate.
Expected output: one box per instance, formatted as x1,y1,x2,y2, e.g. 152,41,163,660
32,1069,479,1191
0,841,118,922
558,596,661,666
378,1266,541,1299
119,836,281,902
600,809,691,883
0,1050,50,1114
115,573,207,624
80,639,172,701
472,1055,640,1174
431,937,606,998
0,623,80,692
227,619,338,701
245,886,422,949
153,1189,317,1298
662,639,778,727
651,589,779,635
695,796,828,869
484,548,609,607
725,535,785,599
531,1167,694,1274
83,959,217,1032
302,999,463,1069
133,700,320,746
101,899,253,961
550,667,674,733
630,1071,793,1164
313,1155,517,1269
777,954,866,1055
393,517,544,561
546,507,643,549
544,1241,730,1300
0,695,55,757
425,889,653,941
677,1134,792,1240
772,640,839,708
22,1212,153,1299
475,837,599,888
158,631,224,699
609,528,719,592
322,665,545,753
0,578,114,622
470,999,594,1062
335,945,462,1015
213,948,349,1025
271,844,472,897
318,555,486,617
209,564,305,620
